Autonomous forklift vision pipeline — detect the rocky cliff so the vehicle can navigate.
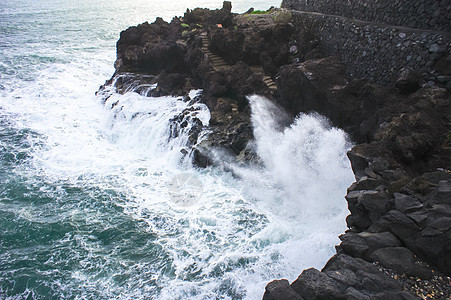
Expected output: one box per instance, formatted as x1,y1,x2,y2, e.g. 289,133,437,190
99,2,451,299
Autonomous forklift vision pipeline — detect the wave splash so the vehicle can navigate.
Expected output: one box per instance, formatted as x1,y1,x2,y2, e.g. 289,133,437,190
99,75,211,169
247,95,354,223
0,76,354,300
90,91,355,299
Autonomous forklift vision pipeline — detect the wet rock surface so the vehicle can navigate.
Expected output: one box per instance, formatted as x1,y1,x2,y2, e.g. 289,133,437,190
101,2,451,299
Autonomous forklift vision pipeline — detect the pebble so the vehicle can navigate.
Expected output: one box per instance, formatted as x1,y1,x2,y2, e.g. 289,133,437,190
376,264,450,299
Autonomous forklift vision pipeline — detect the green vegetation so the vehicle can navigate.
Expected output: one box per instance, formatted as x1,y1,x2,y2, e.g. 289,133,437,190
250,10,270,15
181,23,190,28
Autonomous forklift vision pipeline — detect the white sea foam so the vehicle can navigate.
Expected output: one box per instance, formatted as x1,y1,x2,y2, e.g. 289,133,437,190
248,95,353,221
0,0,354,298
1,70,354,298
110,94,354,299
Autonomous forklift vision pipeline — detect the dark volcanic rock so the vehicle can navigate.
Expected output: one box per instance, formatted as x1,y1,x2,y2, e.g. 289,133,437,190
294,254,420,299
209,18,294,73
393,193,423,213
396,67,422,94
291,268,346,300
263,279,303,300
368,210,421,241
322,255,418,300
183,1,234,28
116,18,186,74
340,231,402,259
369,247,433,279
276,56,364,140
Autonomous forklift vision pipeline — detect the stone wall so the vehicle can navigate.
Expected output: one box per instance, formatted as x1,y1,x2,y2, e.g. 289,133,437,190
282,0,451,32
290,11,451,87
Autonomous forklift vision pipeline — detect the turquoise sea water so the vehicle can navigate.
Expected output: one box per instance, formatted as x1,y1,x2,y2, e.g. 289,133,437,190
0,1,354,299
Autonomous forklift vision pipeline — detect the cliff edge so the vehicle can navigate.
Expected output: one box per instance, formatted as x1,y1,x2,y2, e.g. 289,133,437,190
99,2,451,298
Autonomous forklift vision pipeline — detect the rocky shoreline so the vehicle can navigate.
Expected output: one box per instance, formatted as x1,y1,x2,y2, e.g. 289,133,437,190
99,2,451,299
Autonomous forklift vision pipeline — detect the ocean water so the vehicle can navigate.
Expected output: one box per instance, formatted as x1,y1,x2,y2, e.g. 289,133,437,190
0,0,355,299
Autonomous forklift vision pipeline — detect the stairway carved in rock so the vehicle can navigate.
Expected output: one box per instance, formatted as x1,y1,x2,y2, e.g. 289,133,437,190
200,33,277,92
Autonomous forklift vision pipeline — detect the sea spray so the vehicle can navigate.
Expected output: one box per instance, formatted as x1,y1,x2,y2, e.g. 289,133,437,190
247,95,354,223
86,92,355,299
186,94,356,298
102,87,210,168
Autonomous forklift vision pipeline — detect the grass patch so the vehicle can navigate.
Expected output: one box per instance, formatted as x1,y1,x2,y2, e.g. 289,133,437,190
250,10,270,15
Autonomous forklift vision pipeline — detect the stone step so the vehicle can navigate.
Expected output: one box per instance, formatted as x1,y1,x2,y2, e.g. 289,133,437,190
199,35,231,69
210,58,225,63
214,65,228,70
210,58,226,63
262,76,277,90
265,79,276,84
265,82,277,87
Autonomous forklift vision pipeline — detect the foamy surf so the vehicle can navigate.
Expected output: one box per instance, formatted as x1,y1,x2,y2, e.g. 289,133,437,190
0,0,354,299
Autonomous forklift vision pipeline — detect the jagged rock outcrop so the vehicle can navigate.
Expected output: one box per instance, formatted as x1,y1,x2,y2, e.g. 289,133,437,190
276,56,364,140
101,3,301,164
101,2,451,299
